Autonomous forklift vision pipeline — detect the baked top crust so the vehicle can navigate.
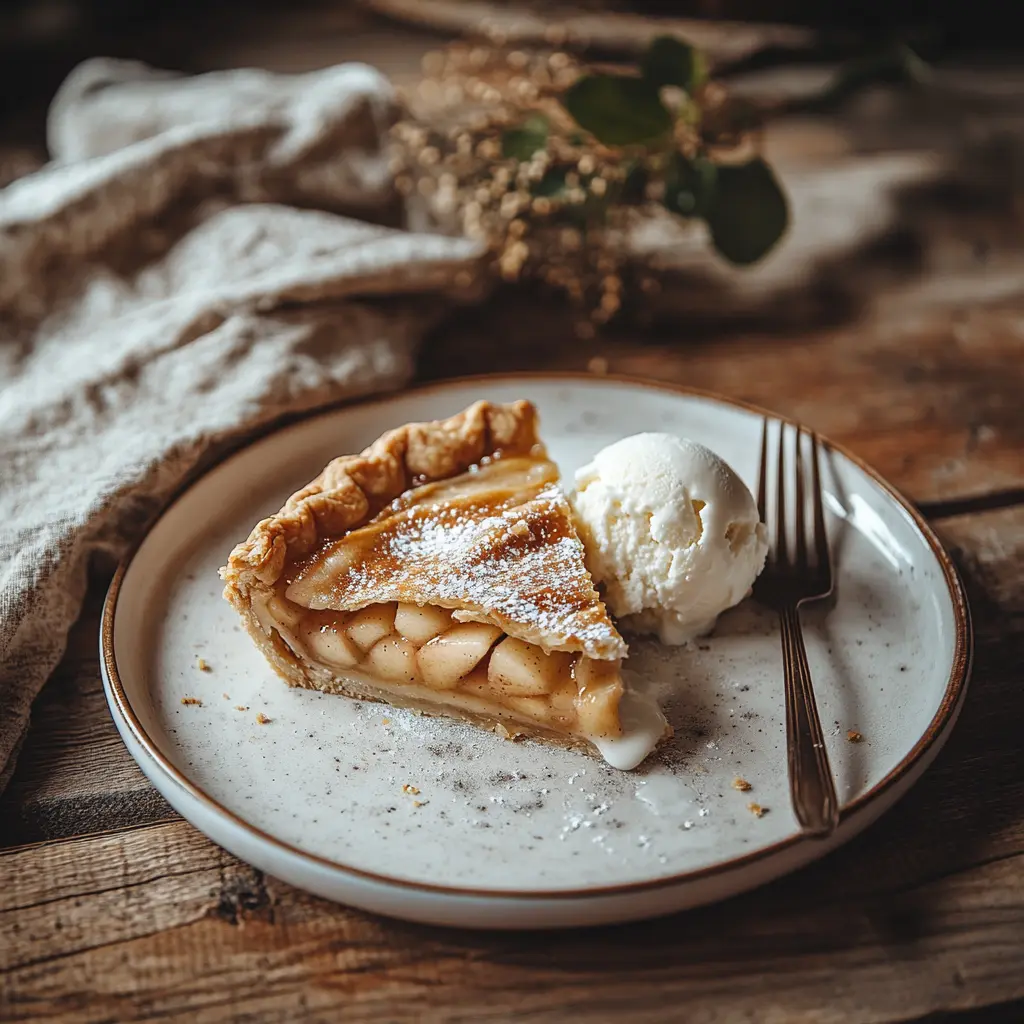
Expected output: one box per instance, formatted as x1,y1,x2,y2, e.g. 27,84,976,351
221,400,627,660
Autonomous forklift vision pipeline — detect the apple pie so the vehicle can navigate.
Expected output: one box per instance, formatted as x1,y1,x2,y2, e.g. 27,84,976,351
221,400,669,767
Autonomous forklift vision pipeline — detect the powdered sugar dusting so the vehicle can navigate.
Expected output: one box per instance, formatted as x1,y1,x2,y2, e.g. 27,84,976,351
293,482,621,654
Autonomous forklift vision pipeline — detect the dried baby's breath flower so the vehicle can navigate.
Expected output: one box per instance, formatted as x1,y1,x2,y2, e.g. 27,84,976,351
387,35,789,328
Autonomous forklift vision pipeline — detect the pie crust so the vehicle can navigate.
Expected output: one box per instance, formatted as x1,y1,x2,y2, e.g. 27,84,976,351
221,400,669,763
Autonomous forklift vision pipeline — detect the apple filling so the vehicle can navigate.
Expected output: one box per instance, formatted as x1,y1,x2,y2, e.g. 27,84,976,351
263,596,623,739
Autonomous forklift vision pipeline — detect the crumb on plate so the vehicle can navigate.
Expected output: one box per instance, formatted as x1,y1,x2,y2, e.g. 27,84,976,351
847,729,864,743
180,697,202,706
747,802,767,818
256,712,271,725
402,784,420,795
381,717,391,726
197,658,211,672
234,705,249,711
732,777,752,792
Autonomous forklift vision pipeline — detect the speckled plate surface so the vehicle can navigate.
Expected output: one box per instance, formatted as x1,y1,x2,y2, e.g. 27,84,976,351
102,375,971,929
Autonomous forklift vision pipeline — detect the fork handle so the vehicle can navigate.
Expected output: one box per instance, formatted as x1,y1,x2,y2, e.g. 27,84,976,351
779,604,840,836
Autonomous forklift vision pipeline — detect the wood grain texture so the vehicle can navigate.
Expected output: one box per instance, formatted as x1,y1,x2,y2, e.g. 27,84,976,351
423,297,1024,505
0,584,175,847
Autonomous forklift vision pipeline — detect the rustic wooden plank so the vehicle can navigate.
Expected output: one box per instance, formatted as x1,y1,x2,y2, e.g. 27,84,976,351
0,822,242,973
938,504,1024,613
1,821,1022,1022
422,297,1024,505
0,583,175,848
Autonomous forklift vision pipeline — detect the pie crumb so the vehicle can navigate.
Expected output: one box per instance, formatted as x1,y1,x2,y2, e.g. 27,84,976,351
256,712,271,725
235,705,249,711
222,692,230,700
197,658,211,672
747,802,767,818
180,697,202,706
381,717,391,726
732,777,752,792
412,800,426,808
402,784,420,795
847,730,864,743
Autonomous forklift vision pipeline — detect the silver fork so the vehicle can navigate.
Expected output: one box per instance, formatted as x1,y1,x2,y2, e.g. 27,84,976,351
754,418,840,837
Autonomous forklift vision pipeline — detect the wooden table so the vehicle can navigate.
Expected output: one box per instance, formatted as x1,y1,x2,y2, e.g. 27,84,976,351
3,293,1023,1021
3,11,1024,1022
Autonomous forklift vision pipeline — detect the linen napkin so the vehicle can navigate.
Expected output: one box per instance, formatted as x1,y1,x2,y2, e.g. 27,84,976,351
0,58,487,791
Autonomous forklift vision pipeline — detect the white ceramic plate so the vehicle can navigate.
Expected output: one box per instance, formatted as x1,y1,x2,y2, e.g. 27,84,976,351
102,375,971,929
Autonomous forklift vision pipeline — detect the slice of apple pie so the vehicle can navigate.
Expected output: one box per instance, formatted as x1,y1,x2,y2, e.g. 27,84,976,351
221,400,669,768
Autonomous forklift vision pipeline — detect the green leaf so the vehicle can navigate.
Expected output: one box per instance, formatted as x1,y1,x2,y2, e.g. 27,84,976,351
562,75,672,147
663,154,717,217
501,113,549,160
704,158,788,265
641,35,707,94
531,167,568,197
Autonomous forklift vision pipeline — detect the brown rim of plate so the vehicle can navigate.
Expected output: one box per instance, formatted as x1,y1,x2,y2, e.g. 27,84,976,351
101,372,974,902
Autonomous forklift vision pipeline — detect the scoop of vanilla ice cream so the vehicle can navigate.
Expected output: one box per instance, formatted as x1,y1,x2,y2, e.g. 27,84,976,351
571,433,768,644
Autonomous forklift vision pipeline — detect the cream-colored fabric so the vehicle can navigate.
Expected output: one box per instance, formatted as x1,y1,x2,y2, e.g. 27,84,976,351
0,57,486,790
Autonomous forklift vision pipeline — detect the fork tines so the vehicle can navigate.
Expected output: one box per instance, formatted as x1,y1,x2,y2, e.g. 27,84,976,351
757,418,831,587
